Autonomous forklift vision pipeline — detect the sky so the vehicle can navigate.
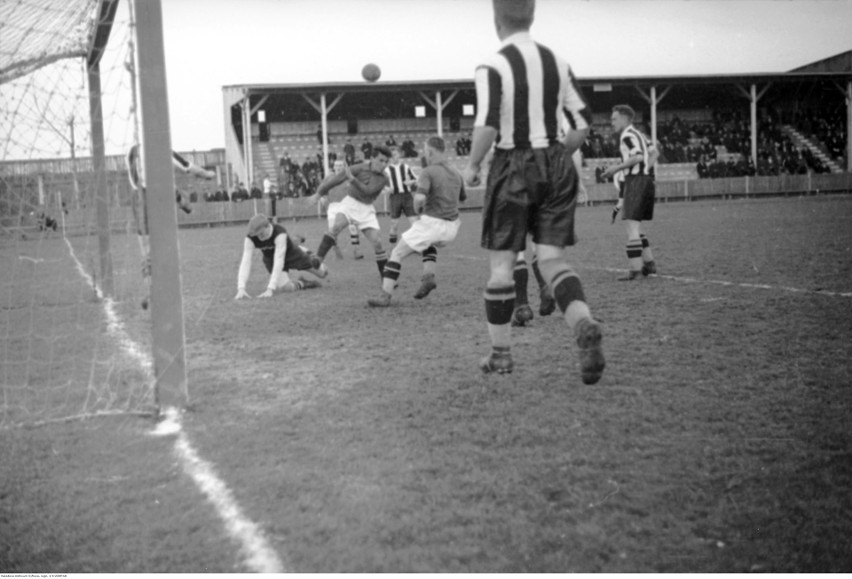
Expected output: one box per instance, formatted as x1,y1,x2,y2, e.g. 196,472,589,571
157,0,852,152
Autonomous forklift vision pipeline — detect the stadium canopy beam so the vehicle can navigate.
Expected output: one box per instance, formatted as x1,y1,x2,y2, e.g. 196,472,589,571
736,82,772,165
303,92,344,176
634,84,671,145
419,90,459,137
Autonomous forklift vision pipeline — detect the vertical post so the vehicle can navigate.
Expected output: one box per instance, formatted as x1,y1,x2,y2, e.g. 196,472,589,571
87,60,114,297
321,92,329,177
846,80,852,172
750,84,758,166
436,91,443,137
650,85,657,146
242,92,252,190
134,0,188,410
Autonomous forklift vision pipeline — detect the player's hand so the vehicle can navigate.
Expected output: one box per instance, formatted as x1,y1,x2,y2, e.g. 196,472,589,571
343,163,354,181
610,199,623,224
202,169,215,180
234,288,250,300
463,165,480,187
257,288,274,298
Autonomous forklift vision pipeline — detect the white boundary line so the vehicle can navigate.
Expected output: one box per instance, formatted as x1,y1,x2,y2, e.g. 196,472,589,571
63,237,286,573
452,253,852,298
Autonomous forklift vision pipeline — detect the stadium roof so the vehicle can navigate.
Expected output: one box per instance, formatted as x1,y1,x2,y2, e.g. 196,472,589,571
223,70,852,96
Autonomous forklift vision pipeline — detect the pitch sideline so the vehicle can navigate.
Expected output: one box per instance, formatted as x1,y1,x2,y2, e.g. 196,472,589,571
63,236,286,573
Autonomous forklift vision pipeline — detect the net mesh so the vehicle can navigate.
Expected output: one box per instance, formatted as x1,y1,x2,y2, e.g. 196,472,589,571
1,0,158,428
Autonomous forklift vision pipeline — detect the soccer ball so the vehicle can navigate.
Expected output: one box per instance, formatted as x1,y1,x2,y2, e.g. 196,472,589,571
361,63,381,83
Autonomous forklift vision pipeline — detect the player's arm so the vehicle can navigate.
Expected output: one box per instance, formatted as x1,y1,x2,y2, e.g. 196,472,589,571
464,65,500,187
404,165,419,188
346,165,388,197
258,235,288,298
560,66,592,155
313,170,348,199
172,151,215,180
413,171,431,213
235,238,255,299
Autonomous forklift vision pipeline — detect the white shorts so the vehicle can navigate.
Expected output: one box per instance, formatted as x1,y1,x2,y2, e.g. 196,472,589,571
401,214,461,252
327,196,380,232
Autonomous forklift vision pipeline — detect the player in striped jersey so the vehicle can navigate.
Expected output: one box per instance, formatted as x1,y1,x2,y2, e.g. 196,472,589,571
601,105,658,280
463,0,605,385
125,144,215,309
383,147,419,244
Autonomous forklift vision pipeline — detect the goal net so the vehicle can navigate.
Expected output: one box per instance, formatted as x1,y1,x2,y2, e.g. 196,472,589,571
1,0,164,427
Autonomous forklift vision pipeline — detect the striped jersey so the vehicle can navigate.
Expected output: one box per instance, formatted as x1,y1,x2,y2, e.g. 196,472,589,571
385,162,417,195
473,31,591,150
618,125,653,176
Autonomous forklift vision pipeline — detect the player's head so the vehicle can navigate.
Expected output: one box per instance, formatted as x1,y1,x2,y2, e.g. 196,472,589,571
493,0,534,39
247,214,272,240
370,146,392,172
389,147,401,163
611,105,635,132
333,159,345,173
423,135,446,165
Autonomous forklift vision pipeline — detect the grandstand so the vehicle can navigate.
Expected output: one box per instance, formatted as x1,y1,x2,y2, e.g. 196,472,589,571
222,58,851,196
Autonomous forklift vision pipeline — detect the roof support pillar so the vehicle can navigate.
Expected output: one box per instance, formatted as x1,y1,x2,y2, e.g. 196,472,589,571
304,92,343,176
635,84,670,145
419,90,458,138
736,82,772,165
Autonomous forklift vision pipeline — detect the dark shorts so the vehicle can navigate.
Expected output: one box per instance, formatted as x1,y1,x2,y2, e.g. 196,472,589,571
389,192,415,218
481,143,579,252
622,174,655,222
263,242,320,273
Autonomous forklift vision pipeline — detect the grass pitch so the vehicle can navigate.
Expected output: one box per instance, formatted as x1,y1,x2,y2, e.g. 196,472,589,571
2,194,851,572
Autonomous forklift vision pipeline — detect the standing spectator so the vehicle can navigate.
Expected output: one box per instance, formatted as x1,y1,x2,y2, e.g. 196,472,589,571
601,105,658,281
361,138,373,161
462,0,604,384
343,139,356,165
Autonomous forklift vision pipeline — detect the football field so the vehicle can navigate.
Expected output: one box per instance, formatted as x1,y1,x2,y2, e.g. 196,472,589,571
2,194,852,572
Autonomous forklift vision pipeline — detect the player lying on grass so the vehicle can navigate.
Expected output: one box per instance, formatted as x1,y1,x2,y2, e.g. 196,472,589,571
368,135,465,307
126,144,215,308
235,214,327,299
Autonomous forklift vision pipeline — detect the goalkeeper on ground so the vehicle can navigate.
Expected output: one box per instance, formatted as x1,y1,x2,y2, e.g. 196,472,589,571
235,214,328,299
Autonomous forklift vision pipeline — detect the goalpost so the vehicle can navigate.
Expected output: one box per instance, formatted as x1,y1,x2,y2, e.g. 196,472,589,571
0,0,187,427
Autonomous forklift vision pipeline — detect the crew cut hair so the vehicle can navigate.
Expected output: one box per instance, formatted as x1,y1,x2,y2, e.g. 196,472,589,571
372,145,392,159
493,0,535,30
425,135,445,153
613,104,636,120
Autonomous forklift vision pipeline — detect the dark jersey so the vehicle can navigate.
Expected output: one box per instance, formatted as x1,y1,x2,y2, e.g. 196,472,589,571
317,162,389,205
247,222,315,273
